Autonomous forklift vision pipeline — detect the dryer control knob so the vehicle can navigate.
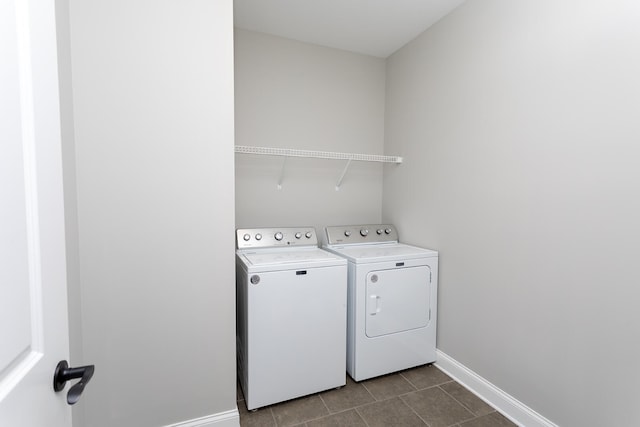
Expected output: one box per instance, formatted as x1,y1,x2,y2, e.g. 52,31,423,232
255,233,262,240
243,233,251,241
376,229,383,235
360,229,369,237
274,232,283,241
344,230,352,237
305,232,313,239
384,228,392,234
295,232,302,239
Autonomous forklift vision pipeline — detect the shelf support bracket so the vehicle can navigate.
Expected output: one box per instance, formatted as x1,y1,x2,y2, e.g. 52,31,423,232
277,156,287,190
335,158,352,191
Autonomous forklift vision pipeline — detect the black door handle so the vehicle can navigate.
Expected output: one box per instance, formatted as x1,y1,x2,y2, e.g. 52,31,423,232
53,360,95,405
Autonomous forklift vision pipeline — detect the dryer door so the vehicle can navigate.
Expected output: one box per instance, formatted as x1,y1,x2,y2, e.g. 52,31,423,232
365,266,431,338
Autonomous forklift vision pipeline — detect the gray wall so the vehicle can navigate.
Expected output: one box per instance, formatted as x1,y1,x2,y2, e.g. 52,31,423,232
67,1,236,425
234,29,386,233
383,1,640,426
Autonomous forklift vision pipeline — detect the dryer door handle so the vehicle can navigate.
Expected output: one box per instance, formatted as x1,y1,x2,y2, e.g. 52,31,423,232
369,295,381,315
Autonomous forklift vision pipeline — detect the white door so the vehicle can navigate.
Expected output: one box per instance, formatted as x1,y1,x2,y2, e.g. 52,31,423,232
365,266,431,338
1,0,72,426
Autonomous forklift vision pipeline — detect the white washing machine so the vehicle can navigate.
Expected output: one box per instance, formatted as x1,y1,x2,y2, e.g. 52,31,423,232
236,227,347,410
324,224,438,382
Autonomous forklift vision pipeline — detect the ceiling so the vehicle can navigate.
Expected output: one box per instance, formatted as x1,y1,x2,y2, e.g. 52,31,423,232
234,0,466,58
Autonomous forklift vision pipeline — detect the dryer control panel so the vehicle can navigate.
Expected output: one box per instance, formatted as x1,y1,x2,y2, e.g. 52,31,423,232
325,224,398,245
236,227,318,249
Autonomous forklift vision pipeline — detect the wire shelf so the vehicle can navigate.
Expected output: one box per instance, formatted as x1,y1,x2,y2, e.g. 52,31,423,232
234,145,402,190
234,145,403,164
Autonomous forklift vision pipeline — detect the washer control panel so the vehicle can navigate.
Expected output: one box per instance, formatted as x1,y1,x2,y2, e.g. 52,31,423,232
325,224,398,245
236,227,318,249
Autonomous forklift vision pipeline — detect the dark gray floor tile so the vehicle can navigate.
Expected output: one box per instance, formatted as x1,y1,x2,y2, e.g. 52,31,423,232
320,376,375,413
401,387,475,427
440,382,495,416
238,365,513,427
271,395,330,427
357,397,427,427
400,364,453,389
459,411,518,427
238,404,276,427
361,372,416,401
306,409,367,427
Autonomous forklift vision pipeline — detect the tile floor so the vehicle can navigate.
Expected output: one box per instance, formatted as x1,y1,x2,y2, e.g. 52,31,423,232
237,364,518,427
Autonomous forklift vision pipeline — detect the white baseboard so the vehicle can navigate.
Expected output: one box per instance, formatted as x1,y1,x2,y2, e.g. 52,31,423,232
163,408,239,427
435,350,558,427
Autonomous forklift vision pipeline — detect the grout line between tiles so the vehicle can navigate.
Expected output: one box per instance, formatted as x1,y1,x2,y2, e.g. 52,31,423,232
438,383,468,410
398,394,432,427
358,381,374,400
435,385,478,427
354,405,371,427
438,383,496,421
317,393,331,415
398,371,418,390
262,406,275,427
398,369,455,391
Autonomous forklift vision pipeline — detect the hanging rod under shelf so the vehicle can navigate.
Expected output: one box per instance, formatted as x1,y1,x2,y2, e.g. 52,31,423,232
234,145,403,164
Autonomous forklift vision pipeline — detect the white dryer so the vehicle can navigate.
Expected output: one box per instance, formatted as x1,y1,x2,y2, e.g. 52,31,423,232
324,224,438,382
236,227,347,410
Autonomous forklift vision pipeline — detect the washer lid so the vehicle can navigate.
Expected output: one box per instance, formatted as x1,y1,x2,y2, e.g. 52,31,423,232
237,247,346,272
325,243,437,263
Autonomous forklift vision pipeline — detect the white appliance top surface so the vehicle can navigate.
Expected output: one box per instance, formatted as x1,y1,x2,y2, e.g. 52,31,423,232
325,242,437,263
237,247,346,271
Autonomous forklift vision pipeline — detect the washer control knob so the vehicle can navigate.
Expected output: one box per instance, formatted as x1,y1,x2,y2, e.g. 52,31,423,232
384,228,392,234
305,232,313,239
376,229,383,235
274,232,283,241
255,233,262,241
344,230,352,237
360,229,369,237
295,232,302,239
243,233,251,241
